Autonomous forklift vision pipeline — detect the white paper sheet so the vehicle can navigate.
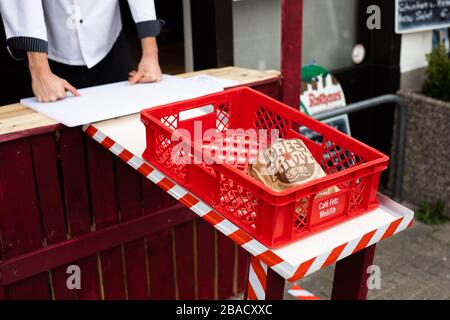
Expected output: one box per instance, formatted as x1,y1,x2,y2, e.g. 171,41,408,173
20,75,223,127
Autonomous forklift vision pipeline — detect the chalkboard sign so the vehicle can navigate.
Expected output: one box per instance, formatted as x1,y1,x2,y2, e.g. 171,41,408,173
396,0,450,33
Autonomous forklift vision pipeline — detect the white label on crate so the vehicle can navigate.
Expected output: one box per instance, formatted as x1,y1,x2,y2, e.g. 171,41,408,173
318,196,340,219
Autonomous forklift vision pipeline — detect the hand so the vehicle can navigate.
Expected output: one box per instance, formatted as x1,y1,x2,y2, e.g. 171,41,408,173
128,55,163,84
28,52,80,102
31,71,80,102
128,37,162,84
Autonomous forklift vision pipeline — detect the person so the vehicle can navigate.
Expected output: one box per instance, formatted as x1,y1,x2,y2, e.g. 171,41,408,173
0,0,164,102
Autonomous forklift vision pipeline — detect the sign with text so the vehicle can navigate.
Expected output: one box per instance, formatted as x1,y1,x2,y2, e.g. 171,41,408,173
310,190,349,226
300,65,346,116
396,0,450,34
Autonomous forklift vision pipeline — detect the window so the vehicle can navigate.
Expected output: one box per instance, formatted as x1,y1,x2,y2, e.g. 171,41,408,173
232,0,358,71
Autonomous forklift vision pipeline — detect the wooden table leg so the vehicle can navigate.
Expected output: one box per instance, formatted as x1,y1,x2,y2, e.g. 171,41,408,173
265,268,285,300
245,256,285,300
331,244,376,300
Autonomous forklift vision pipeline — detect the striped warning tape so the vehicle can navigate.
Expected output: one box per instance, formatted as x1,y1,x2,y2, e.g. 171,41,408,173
288,284,320,300
287,216,413,282
83,124,414,299
247,257,268,300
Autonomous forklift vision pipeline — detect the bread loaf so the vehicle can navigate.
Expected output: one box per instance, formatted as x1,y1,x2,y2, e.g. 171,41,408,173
249,138,337,196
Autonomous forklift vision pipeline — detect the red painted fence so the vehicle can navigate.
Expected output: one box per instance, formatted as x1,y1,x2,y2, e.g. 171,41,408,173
0,81,280,300
0,127,252,300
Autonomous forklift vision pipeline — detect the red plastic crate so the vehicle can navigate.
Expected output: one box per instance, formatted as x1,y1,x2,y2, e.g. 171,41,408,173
141,87,389,248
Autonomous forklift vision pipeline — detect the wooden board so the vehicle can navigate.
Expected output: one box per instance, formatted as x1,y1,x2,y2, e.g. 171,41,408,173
59,128,101,299
237,247,250,294
177,67,280,85
0,139,49,299
0,103,58,137
115,158,149,299
147,229,176,299
173,220,196,299
30,133,73,299
216,231,235,299
195,219,215,300
86,138,126,299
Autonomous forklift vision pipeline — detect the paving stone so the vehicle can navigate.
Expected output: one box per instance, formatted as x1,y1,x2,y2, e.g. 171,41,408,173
430,224,450,244
426,264,450,278
411,279,450,300
376,275,428,300
395,264,440,285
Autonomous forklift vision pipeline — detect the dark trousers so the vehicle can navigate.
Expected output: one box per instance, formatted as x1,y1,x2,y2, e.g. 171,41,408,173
49,32,132,89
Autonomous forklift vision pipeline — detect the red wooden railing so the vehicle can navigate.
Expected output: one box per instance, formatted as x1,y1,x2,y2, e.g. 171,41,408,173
0,81,280,300
0,127,251,299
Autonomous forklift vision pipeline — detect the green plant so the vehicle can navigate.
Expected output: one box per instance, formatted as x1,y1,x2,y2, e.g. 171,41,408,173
415,199,448,225
422,46,450,102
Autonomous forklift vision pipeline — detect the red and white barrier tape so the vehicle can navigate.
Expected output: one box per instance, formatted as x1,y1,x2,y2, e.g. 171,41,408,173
247,257,268,300
288,284,320,300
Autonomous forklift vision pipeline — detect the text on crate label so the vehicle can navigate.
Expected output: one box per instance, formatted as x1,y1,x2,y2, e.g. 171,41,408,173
318,197,339,219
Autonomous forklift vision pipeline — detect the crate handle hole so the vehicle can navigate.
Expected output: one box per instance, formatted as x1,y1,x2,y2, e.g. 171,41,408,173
179,104,214,121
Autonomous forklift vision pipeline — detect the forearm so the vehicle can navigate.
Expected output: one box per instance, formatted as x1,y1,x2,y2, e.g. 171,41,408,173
27,52,51,76
129,37,162,83
27,51,79,102
141,37,158,58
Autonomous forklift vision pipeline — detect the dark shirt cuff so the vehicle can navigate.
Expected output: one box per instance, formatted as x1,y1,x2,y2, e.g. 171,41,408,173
6,36,48,60
135,19,165,38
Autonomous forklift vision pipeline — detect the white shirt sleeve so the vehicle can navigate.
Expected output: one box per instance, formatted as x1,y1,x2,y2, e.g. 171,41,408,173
0,0,48,57
126,0,164,38
127,0,157,22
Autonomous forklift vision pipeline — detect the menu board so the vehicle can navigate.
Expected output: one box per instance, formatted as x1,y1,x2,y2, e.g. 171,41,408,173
396,0,450,33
